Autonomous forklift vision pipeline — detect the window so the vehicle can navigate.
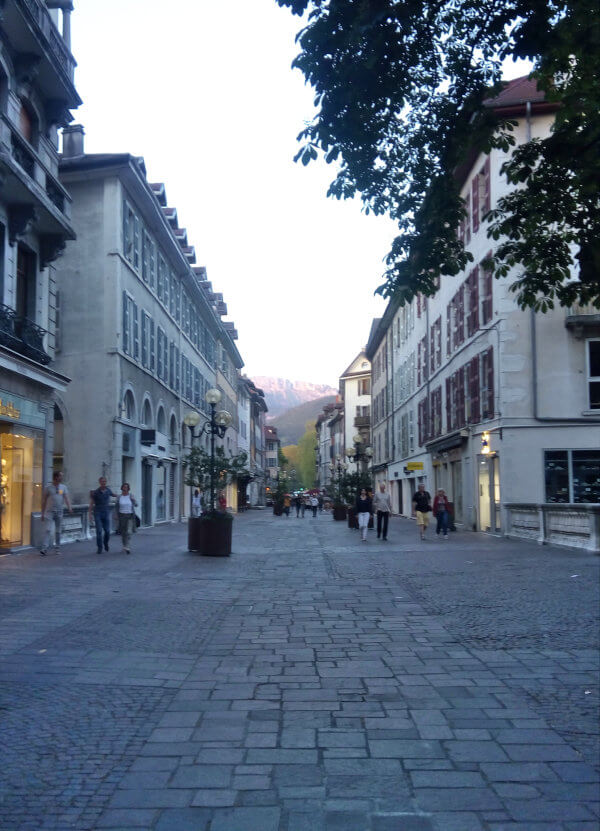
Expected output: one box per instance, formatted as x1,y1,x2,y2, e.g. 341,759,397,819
157,327,165,380
267,457,277,468
169,341,178,389
471,157,491,233
431,386,442,438
480,347,494,419
466,267,480,337
408,410,415,453
545,450,600,503
157,255,166,303
401,412,409,458
123,201,140,270
122,292,138,359
587,340,600,409
141,311,150,368
358,378,370,395
142,399,152,427
16,245,37,321
142,231,156,288
123,390,135,421
481,256,493,324
157,406,166,434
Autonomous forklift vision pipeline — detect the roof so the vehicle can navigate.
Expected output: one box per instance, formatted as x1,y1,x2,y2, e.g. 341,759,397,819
483,75,546,110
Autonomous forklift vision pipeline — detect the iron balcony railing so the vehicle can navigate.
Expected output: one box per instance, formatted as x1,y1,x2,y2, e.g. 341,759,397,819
0,303,51,365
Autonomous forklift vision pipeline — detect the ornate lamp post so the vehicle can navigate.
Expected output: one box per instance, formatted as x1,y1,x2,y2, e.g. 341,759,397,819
346,434,374,483
184,387,232,513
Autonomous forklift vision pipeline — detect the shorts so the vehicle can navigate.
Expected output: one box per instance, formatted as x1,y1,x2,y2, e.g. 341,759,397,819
416,510,430,527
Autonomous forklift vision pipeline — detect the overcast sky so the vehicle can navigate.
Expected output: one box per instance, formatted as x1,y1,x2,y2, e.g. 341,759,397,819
71,0,398,387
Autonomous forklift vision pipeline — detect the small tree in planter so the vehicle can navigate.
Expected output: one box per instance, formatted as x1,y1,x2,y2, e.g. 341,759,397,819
184,446,249,556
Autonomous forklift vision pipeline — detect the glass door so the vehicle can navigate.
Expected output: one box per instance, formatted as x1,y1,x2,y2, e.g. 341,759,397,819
478,458,491,532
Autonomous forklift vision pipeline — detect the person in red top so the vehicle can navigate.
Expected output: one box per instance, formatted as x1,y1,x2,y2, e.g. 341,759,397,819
433,488,450,539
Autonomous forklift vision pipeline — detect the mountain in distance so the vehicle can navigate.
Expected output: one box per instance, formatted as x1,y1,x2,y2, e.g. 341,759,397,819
255,377,338,419
271,395,337,447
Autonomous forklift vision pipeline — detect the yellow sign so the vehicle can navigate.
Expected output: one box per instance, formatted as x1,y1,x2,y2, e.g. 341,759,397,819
406,462,424,471
0,398,21,419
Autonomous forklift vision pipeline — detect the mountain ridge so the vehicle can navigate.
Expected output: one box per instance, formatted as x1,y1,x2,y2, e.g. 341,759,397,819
254,376,338,419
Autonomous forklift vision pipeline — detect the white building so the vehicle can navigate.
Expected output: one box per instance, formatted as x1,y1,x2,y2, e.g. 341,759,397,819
339,350,371,451
367,77,600,550
55,128,242,524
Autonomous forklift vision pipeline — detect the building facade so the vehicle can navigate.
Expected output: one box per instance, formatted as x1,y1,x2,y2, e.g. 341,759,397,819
339,350,371,451
55,128,243,525
0,0,80,551
264,424,280,494
367,77,600,550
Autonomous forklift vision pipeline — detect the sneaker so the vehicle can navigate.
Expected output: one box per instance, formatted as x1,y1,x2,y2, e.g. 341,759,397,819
96,549,102,554
125,548,131,555
40,549,46,557
104,546,109,552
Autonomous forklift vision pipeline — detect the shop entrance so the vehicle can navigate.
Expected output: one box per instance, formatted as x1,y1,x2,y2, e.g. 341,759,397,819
478,454,501,533
0,427,42,549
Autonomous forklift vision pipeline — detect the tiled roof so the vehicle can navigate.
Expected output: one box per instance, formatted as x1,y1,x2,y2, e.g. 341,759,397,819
484,75,546,109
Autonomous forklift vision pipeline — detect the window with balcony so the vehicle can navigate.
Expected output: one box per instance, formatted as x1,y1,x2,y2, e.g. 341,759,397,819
16,246,36,321
587,340,600,409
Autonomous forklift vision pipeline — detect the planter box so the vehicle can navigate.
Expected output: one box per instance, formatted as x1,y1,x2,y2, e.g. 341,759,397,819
188,515,232,557
333,506,347,521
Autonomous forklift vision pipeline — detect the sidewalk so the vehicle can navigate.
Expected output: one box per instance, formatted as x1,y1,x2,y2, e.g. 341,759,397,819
0,511,598,830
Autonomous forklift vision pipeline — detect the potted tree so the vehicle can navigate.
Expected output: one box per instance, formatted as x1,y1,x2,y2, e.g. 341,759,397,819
184,444,249,556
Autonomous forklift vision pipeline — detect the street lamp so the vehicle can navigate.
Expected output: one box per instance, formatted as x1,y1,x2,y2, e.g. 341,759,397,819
184,387,232,513
346,434,373,494
329,456,347,503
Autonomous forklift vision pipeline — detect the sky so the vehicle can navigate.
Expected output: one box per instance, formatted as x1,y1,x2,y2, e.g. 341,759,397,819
70,0,398,388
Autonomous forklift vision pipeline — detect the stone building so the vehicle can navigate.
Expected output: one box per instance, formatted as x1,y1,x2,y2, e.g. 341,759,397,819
0,0,80,551
366,77,600,550
55,127,243,525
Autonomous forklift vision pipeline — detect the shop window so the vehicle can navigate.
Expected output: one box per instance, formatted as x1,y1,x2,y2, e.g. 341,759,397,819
545,449,600,503
0,425,43,548
587,340,600,409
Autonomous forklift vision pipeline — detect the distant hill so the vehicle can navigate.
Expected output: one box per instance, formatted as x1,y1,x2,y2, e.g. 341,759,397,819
254,377,338,418
271,395,337,446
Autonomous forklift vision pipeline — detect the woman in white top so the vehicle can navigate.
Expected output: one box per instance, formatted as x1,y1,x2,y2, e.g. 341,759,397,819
116,482,137,554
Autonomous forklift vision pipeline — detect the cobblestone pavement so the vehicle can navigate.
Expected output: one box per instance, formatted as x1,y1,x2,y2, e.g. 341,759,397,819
0,512,598,831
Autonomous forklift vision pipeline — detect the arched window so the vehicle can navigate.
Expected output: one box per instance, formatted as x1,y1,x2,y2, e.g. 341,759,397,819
123,390,135,421
170,414,177,444
142,398,152,427
157,406,166,434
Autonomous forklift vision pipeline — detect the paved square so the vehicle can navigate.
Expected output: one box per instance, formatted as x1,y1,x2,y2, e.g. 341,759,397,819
0,513,598,829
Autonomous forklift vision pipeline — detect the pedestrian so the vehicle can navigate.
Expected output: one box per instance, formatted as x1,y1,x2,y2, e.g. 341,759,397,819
192,489,202,517
412,483,432,541
433,488,450,539
373,482,392,540
283,494,291,517
355,488,373,542
318,493,323,512
116,482,137,554
40,470,72,555
301,494,308,517
310,494,318,517
294,494,302,517
89,476,115,554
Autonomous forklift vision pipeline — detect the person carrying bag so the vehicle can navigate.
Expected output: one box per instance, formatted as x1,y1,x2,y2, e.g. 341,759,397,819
116,482,137,555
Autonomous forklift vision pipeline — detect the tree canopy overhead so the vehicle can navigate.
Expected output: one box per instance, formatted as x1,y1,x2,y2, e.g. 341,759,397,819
276,0,600,309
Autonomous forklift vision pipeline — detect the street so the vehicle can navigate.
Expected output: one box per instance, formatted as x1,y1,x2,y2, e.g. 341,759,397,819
0,512,598,831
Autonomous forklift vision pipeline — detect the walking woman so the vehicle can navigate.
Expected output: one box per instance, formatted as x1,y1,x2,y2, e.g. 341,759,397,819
355,488,373,542
116,482,137,554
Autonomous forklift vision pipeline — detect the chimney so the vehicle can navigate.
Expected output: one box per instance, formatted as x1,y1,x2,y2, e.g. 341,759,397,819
62,124,84,158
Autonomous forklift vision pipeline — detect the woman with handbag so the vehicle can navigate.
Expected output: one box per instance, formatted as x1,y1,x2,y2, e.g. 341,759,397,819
116,482,138,555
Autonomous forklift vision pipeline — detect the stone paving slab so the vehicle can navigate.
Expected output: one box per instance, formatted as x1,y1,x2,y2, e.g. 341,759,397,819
0,512,598,829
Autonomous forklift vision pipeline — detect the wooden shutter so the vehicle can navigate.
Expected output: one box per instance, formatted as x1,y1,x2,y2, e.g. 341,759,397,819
429,325,435,375
150,319,155,372
446,377,453,432
456,367,465,427
133,301,139,360
467,268,480,336
418,399,423,445
122,291,129,354
471,176,479,233
484,347,494,418
446,303,452,355
456,286,464,345
483,157,491,214
469,356,480,423
465,193,471,243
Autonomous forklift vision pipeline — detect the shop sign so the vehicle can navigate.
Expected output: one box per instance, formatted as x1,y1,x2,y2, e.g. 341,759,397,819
0,388,46,429
406,461,424,471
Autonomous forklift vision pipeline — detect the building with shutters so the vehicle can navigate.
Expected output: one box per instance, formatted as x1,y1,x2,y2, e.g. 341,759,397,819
366,77,600,550
54,126,245,526
0,0,80,552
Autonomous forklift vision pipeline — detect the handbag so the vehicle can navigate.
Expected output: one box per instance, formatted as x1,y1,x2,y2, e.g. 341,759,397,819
134,513,141,528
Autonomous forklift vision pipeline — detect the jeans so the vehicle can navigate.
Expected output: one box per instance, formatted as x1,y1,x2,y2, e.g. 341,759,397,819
436,510,449,535
42,510,62,550
377,511,389,539
94,509,111,551
358,511,370,540
312,506,317,517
